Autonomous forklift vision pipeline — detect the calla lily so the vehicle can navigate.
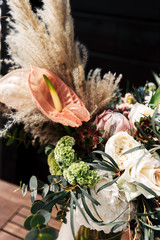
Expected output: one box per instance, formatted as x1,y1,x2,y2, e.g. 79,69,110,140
0,68,33,110
0,66,90,127
28,66,90,127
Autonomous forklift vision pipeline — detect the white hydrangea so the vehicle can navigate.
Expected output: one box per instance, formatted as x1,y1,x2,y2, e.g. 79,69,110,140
75,176,133,234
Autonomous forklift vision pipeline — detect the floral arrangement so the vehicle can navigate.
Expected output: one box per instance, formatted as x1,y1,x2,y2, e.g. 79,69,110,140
1,1,160,240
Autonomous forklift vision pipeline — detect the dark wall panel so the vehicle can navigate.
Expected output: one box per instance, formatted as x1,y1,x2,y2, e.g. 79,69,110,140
71,0,160,21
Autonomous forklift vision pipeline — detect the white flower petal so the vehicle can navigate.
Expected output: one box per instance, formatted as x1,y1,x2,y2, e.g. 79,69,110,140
0,68,33,110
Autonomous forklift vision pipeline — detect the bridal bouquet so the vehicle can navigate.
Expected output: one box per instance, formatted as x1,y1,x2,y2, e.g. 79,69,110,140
1,1,160,240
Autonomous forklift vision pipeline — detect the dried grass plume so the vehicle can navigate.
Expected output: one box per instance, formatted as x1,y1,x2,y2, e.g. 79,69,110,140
2,0,122,143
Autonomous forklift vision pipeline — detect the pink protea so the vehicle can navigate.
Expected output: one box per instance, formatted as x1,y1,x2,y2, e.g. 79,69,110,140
96,110,132,139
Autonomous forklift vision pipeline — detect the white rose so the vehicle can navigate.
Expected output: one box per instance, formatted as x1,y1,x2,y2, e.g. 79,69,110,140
128,103,154,127
105,132,145,170
75,177,131,234
119,153,160,199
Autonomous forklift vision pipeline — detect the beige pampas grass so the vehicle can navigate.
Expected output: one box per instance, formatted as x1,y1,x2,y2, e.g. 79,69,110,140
6,0,87,88
2,0,122,144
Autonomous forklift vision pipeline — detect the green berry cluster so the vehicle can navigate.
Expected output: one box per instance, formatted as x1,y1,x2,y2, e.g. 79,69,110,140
63,161,100,188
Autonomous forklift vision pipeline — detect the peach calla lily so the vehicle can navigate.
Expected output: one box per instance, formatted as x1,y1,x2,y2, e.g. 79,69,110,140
28,66,90,127
0,66,90,127
0,68,33,110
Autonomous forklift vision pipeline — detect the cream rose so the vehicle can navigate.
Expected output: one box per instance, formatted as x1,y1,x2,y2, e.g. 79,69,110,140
105,132,145,170
75,177,131,234
119,153,160,199
128,102,154,127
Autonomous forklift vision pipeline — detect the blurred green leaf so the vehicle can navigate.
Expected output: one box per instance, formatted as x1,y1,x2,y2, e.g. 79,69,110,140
42,184,49,198
6,136,14,146
40,228,58,238
133,181,158,198
121,145,145,156
31,201,46,214
45,145,54,155
30,214,45,228
31,189,37,203
38,210,51,225
24,215,33,230
29,176,38,190
42,191,68,211
70,196,75,240
25,229,39,240
96,177,119,193
149,86,160,105
71,191,89,224
80,187,100,206
81,194,102,223
22,183,28,197
37,234,53,240
92,150,119,169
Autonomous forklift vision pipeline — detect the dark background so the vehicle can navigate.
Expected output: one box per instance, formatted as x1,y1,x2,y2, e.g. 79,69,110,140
1,0,160,184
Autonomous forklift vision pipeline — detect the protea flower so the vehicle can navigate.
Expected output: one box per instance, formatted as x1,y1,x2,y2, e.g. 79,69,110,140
96,110,132,139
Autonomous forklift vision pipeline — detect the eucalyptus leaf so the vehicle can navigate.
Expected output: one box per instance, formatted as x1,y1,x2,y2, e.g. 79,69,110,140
37,234,53,240
79,187,100,206
37,210,52,225
96,177,119,193
70,196,76,240
93,150,119,169
48,175,55,184
22,183,28,197
30,189,37,203
25,229,39,240
42,184,49,198
29,176,38,190
40,227,58,238
140,220,160,231
121,145,146,156
81,194,102,223
30,214,45,228
133,181,158,198
24,215,33,230
42,191,68,211
70,191,89,224
110,221,126,233
31,201,46,214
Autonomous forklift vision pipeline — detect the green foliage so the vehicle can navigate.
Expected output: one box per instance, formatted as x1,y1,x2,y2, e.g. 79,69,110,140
25,227,58,240
3,128,32,148
149,86,160,105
